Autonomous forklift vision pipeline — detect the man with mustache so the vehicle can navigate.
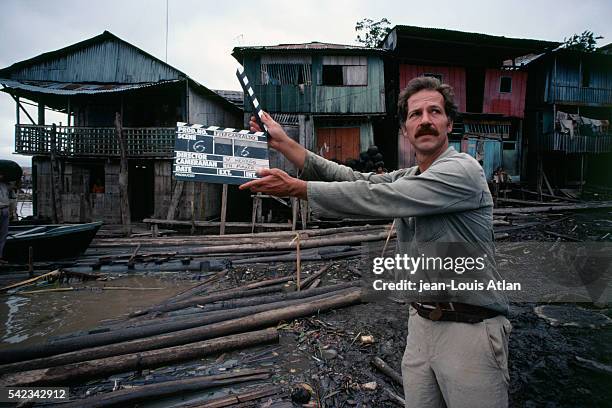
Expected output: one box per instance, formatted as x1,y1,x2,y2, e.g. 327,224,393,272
241,76,511,408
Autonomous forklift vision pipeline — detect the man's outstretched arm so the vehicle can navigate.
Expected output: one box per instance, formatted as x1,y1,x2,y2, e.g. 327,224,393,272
251,112,403,184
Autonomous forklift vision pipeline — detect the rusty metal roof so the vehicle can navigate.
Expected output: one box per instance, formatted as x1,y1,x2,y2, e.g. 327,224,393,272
0,78,181,95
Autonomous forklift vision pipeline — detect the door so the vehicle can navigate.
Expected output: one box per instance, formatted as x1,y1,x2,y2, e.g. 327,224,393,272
316,127,360,163
128,161,154,221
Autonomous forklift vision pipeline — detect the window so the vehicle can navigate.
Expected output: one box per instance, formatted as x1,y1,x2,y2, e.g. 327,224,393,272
424,73,442,81
260,63,312,85
320,56,368,86
500,77,512,93
322,65,344,85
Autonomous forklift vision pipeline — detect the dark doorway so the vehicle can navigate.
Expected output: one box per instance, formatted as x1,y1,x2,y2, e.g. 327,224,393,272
466,67,485,113
129,161,154,221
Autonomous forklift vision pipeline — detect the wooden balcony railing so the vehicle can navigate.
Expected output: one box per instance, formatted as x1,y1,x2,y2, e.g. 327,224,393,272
15,125,176,157
547,85,612,106
539,131,612,153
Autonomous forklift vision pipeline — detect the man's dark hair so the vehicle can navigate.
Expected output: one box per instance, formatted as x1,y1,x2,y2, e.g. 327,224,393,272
397,76,458,127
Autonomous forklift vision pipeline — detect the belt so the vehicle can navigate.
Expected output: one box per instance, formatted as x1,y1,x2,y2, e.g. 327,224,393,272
411,302,499,324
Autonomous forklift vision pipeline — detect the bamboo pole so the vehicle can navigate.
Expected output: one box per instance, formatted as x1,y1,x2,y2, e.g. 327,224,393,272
3,287,356,362
0,270,61,292
20,287,164,295
194,385,282,408
92,224,388,247
493,200,612,215
157,231,394,256
99,282,357,332
0,289,361,372
61,370,273,408
130,282,286,317
1,339,274,387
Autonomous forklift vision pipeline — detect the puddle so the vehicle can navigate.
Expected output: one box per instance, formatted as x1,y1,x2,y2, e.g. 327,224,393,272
0,275,194,348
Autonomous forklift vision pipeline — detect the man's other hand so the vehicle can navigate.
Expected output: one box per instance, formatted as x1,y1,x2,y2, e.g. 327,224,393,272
239,168,307,200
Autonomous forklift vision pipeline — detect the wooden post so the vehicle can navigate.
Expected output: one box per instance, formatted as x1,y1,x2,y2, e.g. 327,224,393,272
542,171,555,197
66,98,71,126
256,195,262,223
166,181,184,220
27,247,34,277
580,154,584,194
190,199,196,235
295,233,301,291
536,153,543,202
299,199,308,230
15,96,20,125
38,102,45,125
114,113,131,236
50,124,63,224
291,197,298,231
251,194,261,233
220,184,228,235
7,93,36,125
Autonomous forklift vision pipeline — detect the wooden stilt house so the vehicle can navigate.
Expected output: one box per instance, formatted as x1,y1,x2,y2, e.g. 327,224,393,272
0,31,242,223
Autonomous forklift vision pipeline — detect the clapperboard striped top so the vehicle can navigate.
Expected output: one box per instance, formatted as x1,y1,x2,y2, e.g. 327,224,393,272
236,66,267,131
176,123,266,139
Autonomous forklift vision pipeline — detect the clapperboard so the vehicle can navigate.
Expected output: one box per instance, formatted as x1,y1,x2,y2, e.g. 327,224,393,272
173,124,269,185
173,67,269,185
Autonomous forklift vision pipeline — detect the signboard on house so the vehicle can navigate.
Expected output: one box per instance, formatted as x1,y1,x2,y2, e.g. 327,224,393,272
172,122,269,185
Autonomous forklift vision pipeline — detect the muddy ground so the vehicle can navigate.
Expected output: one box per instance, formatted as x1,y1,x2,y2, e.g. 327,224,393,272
1,210,611,407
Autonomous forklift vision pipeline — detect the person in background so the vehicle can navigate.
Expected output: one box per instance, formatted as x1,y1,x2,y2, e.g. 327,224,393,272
92,178,105,194
0,174,10,263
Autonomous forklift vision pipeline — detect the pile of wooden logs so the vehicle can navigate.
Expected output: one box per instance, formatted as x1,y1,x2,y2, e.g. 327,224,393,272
52,224,396,275
0,267,364,406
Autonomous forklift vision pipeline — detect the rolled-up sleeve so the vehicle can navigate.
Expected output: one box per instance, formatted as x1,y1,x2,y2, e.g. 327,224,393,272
307,157,486,219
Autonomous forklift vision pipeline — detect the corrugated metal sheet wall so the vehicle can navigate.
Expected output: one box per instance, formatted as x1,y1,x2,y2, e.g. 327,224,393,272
399,64,467,112
482,69,527,118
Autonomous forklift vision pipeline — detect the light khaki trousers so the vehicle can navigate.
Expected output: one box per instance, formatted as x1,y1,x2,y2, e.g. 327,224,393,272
401,306,512,408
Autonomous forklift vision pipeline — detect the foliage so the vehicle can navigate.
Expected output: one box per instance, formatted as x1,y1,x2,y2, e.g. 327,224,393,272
563,30,603,52
355,18,391,48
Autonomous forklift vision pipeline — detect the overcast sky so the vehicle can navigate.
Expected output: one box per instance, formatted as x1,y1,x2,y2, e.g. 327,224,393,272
1,0,610,166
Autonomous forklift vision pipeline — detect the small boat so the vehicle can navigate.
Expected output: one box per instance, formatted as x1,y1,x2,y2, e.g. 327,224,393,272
4,222,102,262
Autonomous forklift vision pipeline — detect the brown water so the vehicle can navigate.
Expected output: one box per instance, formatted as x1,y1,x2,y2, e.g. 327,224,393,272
0,275,194,348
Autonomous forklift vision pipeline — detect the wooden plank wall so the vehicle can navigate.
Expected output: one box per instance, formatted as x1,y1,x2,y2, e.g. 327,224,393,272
482,69,527,118
399,64,467,112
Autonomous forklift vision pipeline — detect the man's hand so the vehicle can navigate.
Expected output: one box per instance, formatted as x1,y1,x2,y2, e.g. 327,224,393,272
249,111,290,151
239,168,307,200
249,111,306,169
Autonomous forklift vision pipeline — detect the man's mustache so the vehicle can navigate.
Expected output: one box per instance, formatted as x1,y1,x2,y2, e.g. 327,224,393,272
415,125,439,137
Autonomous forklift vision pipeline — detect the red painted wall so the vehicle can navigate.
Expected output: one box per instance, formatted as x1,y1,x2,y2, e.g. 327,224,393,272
482,69,527,118
399,64,466,112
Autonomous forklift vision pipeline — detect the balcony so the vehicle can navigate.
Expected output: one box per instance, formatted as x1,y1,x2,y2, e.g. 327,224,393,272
15,125,175,157
539,131,612,154
547,85,612,106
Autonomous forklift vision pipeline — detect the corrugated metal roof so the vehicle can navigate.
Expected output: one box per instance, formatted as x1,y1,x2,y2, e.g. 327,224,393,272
387,25,560,50
213,89,244,108
233,42,385,58
0,78,181,95
253,42,379,51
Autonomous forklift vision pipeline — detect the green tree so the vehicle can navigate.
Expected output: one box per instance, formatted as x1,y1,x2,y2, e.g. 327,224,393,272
355,18,391,48
563,30,603,52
